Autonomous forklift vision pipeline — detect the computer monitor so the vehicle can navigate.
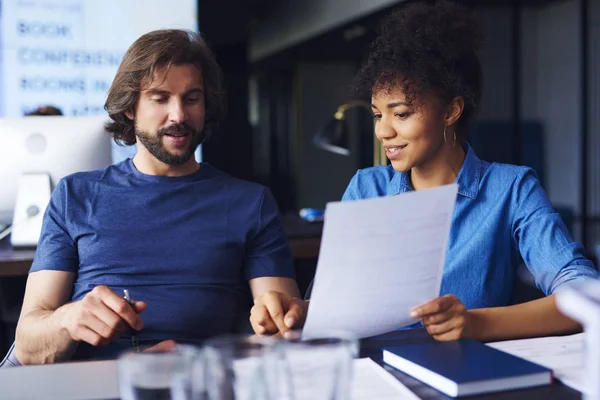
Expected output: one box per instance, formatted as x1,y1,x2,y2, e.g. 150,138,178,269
0,116,112,245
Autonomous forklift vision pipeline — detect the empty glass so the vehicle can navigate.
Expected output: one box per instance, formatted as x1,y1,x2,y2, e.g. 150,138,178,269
274,331,359,400
203,334,279,400
118,345,202,400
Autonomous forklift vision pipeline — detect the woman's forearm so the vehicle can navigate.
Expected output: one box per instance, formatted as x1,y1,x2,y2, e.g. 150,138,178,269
469,294,582,342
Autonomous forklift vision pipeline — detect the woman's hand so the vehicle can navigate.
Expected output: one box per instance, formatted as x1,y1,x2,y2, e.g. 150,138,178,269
410,294,474,341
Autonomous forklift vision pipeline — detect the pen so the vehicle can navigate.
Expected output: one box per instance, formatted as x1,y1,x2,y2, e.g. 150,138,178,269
123,289,141,353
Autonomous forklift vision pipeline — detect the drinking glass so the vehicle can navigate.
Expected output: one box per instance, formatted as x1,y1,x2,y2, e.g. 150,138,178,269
274,331,358,400
203,334,278,400
118,345,201,400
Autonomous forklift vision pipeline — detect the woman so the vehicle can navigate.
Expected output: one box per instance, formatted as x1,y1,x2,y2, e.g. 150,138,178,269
344,0,599,342
250,0,598,341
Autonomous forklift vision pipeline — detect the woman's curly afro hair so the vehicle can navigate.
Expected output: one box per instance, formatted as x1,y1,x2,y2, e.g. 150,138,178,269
353,0,484,134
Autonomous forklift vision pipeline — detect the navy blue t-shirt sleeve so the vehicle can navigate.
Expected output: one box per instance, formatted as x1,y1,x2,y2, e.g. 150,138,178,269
244,188,295,281
30,179,79,273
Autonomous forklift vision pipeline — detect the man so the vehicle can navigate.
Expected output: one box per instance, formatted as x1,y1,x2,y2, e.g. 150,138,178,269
12,29,305,365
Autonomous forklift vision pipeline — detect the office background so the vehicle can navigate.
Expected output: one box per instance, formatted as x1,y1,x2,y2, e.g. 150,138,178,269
0,0,599,355
189,0,600,259
240,0,600,251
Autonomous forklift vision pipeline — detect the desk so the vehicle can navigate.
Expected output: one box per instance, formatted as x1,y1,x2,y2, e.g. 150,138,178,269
283,214,322,260
0,329,581,400
0,239,34,277
360,329,580,400
0,239,32,354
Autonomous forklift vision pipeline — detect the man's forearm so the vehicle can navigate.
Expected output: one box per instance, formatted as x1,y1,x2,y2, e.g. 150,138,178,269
15,306,77,365
469,294,582,342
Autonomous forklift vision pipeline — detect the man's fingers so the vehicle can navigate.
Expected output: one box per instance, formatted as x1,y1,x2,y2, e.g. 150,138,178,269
74,323,111,346
87,313,123,340
101,291,144,331
250,305,278,334
262,293,288,333
71,305,120,342
133,301,147,314
90,303,128,336
283,300,304,328
251,291,306,334
144,340,177,353
253,324,267,335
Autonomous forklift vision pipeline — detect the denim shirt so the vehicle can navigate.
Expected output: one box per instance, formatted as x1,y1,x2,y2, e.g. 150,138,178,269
342,143,598,310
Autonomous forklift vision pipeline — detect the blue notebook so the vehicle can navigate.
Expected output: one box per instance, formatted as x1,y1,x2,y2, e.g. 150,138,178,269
383,339,552,397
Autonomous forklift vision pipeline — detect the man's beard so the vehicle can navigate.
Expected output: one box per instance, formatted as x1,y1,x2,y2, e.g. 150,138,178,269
135,123,204,166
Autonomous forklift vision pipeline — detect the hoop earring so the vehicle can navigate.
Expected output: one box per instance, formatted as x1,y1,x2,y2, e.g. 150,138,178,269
444,126,457,148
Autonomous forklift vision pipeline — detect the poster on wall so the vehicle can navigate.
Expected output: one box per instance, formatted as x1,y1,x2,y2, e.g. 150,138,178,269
0,0,198,117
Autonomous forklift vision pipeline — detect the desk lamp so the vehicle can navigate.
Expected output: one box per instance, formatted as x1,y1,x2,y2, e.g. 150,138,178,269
312,100,387,166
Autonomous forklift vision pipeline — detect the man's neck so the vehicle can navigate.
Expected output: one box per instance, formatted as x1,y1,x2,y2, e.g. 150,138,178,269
132,154,200,177
410,145,466,191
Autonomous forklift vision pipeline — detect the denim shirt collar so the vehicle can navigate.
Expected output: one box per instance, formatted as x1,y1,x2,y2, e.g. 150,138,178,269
388,142,481,199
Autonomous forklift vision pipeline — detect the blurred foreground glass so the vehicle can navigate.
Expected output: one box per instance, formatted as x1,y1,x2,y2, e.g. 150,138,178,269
118,345,203,400
203,334,278,400
275,331,358,400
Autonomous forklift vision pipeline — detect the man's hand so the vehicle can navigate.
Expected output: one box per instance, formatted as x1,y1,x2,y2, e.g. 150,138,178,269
410,294,473,341
144,340,178,353
250,291,308,335
59,285,146,346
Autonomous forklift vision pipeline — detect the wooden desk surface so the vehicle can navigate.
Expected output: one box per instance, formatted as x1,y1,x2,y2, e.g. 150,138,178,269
0,238,34,277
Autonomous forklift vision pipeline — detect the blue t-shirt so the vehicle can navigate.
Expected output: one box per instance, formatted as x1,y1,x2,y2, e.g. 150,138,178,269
343,143,598,310
30,160,295,360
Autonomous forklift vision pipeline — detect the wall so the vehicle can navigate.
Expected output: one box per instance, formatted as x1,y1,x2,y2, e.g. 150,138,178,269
466,2,584,238
199,0,253,181
588,0,600,246
250,0,404,61
478,2,581,217
477,7,514,121
520,7,538,120
294,62,360,209
533,1,581,217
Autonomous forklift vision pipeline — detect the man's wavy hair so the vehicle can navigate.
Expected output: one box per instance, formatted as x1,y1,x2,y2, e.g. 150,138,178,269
104,29,225,145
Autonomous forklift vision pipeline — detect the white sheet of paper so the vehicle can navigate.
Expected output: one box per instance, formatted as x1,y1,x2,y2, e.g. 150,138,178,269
303,184,458,339
351,358,421,400
235,357,421,400
486,333,585,392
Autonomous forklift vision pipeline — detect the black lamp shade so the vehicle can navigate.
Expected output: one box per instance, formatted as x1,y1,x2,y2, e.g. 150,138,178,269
312,117,350,156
